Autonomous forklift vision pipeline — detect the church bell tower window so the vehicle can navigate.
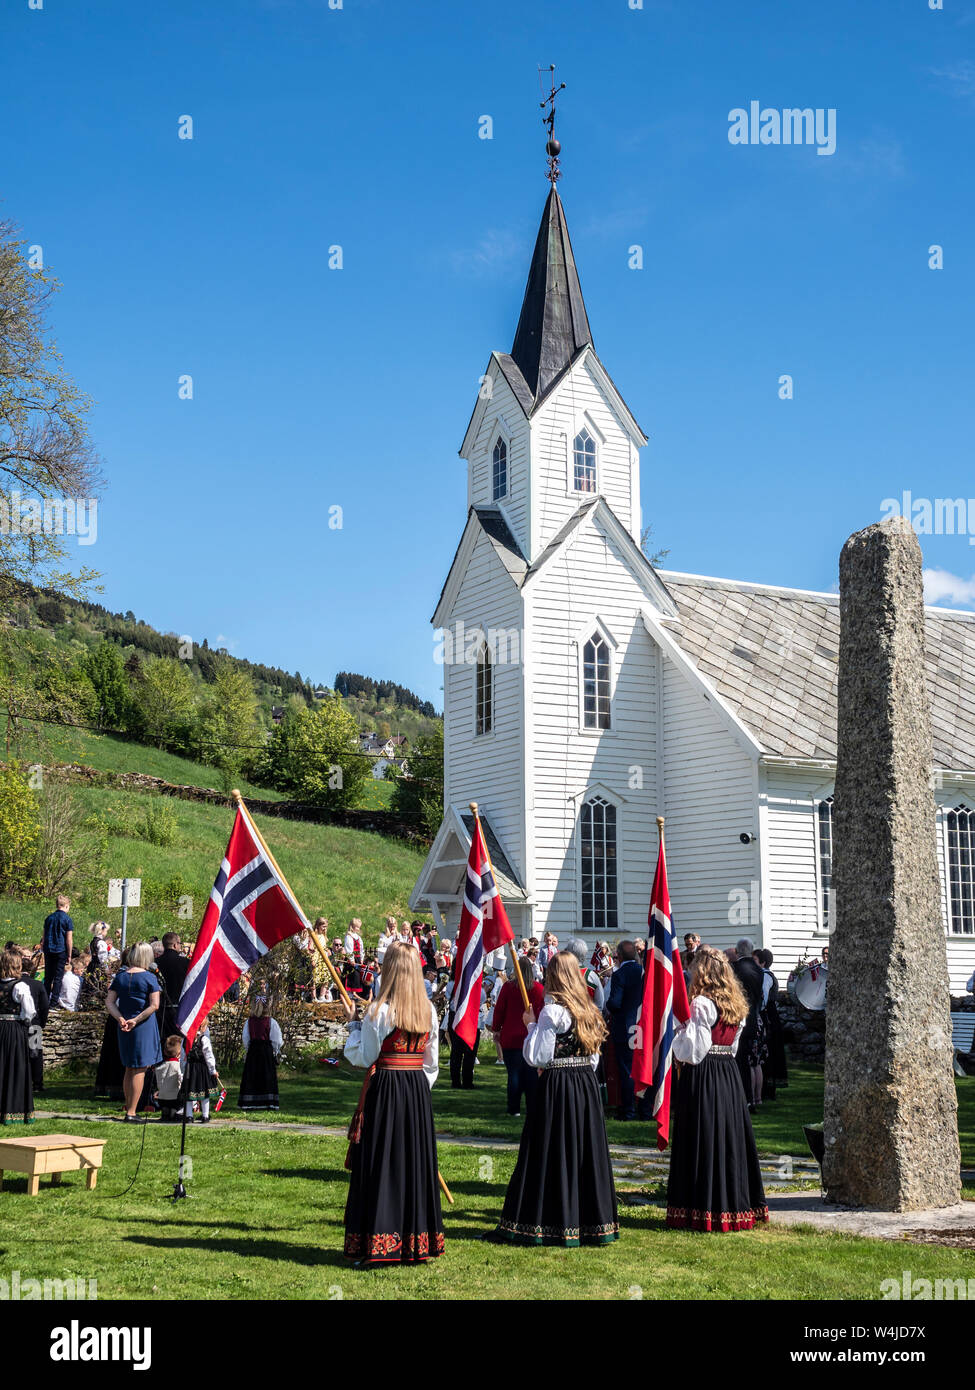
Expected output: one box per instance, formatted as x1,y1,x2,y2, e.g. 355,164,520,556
573,429,596,493
492,436,507,501
475,642,493,736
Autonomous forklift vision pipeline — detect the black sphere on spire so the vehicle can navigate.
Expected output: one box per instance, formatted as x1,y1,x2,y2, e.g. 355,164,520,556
546,138,561,158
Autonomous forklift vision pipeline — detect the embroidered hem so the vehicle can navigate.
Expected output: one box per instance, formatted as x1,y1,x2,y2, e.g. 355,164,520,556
666,1205,769,1233
344,1230,445,1261
496,1219,620,1247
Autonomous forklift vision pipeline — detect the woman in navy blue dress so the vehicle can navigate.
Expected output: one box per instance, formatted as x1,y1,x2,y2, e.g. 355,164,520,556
107,942,163,1121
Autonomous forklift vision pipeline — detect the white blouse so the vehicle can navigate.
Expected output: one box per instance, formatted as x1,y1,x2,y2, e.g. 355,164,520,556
242,1018,283,1055
672,996,744,1065
6,981,36,1023
344,1000,439,1089
523,1001,599,1070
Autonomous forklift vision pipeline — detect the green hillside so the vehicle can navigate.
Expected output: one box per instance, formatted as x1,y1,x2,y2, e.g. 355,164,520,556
3,780,428,948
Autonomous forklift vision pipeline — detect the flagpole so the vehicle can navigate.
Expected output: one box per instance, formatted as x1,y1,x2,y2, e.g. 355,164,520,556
232,793,452,1205
657,815,665,852
231,790,356,1012
469,801,530,1014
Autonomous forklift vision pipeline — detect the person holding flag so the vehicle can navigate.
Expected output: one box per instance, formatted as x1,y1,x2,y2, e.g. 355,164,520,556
447,804,517,1088
494,951,618,1247
631,817,690,1147
341,942,444,1266
665,945,768,1233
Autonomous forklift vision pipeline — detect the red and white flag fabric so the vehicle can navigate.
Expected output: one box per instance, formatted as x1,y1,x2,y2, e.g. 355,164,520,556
176,806,307,1049
450,815,514,1048
632,835,690,1150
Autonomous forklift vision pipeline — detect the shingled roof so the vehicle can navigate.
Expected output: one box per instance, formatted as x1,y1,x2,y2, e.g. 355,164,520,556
659,571,975,770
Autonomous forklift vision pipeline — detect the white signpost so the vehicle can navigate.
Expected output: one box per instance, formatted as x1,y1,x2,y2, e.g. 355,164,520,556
108,878,141,949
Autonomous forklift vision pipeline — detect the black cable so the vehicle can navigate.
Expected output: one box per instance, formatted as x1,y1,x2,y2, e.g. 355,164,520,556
105,1111,150,1199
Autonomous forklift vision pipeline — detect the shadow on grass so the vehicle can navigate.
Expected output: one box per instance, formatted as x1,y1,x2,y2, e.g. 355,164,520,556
125,1234,348,1268
262,1167,350,1183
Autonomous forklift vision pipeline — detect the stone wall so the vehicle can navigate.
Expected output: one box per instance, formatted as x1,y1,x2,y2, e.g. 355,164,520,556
42,1009,108,1069
41,1002,351,1071
776,991,826,1063
40,761,429,846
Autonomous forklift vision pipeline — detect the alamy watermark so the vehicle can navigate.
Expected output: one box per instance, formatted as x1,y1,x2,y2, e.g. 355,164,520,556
0,491,97,545
1,1269,97,1300
728,102,836,157
881,491,975,543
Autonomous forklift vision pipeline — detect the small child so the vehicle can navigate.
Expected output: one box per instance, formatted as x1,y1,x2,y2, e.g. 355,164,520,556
179,1024,221,1122
154,1035,184,1122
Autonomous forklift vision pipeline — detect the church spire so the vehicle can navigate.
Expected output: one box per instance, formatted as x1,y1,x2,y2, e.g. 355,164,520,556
509,76,593,404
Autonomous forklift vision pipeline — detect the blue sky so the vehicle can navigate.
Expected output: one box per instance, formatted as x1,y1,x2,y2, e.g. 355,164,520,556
5,0,975,706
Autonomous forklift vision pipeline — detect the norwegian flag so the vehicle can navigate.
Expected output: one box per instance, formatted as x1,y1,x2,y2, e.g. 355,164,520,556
631,835,690,1150
176,806,307,1048
450,815,514,1048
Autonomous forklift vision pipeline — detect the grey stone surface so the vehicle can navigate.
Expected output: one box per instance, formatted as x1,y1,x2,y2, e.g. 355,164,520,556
823,516,961,1210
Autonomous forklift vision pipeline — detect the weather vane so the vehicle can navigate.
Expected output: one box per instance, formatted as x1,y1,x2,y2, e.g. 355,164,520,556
538,64,566,184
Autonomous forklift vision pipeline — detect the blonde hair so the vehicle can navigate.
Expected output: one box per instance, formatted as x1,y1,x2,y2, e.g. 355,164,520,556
367,942,429,1036
689,945,748,1027
127,941,155,971
543,952,607,1054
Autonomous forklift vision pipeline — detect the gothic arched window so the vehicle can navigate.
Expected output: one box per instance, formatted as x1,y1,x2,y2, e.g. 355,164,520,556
581,795,618,933
817,795,834,932
475,642,492,736
582,630,611,729
947,804,975,935
492,436,507,501
573,429,596,493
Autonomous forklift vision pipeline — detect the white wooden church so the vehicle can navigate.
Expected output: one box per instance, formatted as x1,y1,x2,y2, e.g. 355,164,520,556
410,170,975,992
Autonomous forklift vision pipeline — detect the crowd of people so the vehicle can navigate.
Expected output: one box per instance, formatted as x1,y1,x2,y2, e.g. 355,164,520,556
0,899,782,1266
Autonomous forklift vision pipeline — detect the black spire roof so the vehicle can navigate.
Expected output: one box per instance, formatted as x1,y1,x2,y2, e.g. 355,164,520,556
509,186,593,404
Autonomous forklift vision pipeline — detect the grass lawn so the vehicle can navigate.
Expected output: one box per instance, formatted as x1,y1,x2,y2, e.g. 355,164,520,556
34,1056,975,1171
1,1116,972,1301
1,788,430,945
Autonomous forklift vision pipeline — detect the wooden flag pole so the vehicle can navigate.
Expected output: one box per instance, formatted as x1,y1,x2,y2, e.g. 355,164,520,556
469,801,530,1014
231,790,355,1012
232,792,453,1206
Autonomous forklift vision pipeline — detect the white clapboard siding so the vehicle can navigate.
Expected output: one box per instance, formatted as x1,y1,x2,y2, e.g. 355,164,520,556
763,764,831,972
528,511,658,941
934,792,975,994
660,657,759,946
530,357,637,560
764,766,975,991
442,529,527,886
468,367,530,558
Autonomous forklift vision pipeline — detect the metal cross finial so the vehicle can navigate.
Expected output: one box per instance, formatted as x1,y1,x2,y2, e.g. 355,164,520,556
538,64,566,184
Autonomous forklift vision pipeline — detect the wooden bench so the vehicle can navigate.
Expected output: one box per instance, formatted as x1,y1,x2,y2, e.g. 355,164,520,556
0,1134,105,1196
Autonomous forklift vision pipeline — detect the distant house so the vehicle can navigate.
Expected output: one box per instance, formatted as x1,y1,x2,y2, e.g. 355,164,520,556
313,687,329,700
389,734,409,751
271,705,285,725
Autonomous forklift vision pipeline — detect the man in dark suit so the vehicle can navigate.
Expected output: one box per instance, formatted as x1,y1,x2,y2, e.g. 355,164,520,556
606,940,649,1120
156,932,189,1039
732,936,765,1110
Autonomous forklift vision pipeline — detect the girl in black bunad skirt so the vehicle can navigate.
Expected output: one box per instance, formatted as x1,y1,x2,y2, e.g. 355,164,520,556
0,949,36,1125
496,951,618,1247
238,1000,282,1110
666,945,768,1233
342,942,444,1268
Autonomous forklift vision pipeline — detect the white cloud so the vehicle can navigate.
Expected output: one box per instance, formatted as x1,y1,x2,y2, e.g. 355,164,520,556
929,61,975,97
923,568,975,607
449,229,525,278
215,633,239,652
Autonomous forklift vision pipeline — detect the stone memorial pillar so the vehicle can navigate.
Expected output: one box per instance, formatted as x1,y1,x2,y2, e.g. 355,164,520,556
823,516,960,1209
